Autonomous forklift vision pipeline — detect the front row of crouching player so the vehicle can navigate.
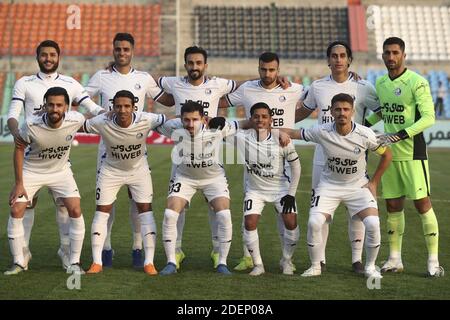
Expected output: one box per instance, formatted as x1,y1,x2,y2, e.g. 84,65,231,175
4,87,441,279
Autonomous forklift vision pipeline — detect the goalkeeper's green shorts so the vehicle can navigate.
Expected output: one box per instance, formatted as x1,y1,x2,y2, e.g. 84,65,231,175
381,160,430,200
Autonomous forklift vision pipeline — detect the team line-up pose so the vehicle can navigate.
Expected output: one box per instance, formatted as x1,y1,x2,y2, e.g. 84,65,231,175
4,34,444,278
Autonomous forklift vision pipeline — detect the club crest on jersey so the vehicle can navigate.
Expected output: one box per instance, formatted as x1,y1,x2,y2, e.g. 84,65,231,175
279,95,286,102
136,132,144,139
353,146,361,155
394,88,401,96
135,83,142,90
66,135,73,141
205,89,212,95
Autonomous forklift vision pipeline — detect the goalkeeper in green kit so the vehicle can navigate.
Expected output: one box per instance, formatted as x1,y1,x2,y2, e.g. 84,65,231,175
368,37,444,277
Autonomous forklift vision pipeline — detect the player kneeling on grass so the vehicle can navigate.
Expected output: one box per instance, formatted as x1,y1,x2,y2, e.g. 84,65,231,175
283,93,392,279
235,102,301,276
5,87,86,275
82,90,166,276
156,101,242,275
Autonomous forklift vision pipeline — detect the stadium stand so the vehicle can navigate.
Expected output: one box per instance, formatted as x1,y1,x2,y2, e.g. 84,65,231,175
371,5,450,61
194,5,349,59
0,3,161,56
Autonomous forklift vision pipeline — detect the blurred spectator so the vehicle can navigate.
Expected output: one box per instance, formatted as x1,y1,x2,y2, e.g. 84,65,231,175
435,81,447,118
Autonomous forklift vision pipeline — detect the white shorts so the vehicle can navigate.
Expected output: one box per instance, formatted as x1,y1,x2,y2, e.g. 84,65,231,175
17,168,80,205
309,186,378,218
168,174,229,204
243,191,297,216
96,165,153,205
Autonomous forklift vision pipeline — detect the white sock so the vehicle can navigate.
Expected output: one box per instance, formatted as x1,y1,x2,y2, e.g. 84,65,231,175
139,211,157,265
163,209,179,265
363,216,381,270
283,226,300,261
23,208,34,248
318,222,329,264
69,215,85,265
276,212,286,249
176,209,185,252
56,205,70,253
103,206,115,251
349,214,365,263
8,217,25,266
307,214,326,268
243,228,262,265
129,200,142,250
241,218,251,258
91,211,109,265
216,209,232,266
208,206,219,252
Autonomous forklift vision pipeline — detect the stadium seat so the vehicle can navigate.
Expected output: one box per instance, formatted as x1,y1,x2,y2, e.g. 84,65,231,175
193,5,349,59
372,5,450,60
0,3,161,56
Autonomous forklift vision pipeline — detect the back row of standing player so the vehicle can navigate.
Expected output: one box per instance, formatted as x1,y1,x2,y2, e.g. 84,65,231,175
5,33,442,277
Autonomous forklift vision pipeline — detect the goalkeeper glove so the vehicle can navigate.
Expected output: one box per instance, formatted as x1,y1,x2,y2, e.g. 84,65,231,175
377,129,409,147
280,195,296,214
208,117,226,130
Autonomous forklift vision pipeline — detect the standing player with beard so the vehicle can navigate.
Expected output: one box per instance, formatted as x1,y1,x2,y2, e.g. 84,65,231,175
294,41,380,275
376,37,443,277
85,33,174,268
7,40,103,270
219,52,304,273
157,46,237,270
5,87,86,275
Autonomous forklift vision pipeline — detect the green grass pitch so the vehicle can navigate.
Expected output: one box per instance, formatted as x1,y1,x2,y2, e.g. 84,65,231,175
0,143,448,299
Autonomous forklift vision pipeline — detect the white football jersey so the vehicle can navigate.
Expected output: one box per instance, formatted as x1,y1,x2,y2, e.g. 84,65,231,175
158,119,238,180
225,80,304,129
85,66,164,112
300,122,381,187
84,112,165,172
302,74,380,165
236,130,299,194
158,76,236,117
19,111,85,174
8,72,102,121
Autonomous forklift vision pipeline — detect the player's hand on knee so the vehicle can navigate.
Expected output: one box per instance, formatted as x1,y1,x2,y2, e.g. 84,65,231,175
208,117,226,130
9,183,28,207
280,195,296,214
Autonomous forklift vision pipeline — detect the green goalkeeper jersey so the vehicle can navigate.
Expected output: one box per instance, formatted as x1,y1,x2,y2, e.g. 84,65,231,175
376,69,435,161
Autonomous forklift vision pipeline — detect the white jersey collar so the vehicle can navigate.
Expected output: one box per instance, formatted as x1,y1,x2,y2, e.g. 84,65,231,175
257,80,281,91
329,73,353,85
37,72,59,81
333,121,356,135
112,65,135,76
113,112,137,128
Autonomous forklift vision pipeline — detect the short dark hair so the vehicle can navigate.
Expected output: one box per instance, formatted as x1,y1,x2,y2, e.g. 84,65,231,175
113,33,135,46
181,101,204,116
326,40,353,60
331,93,354,108
44,87,69,105
250,102,272,116
259,52,279,65
184,46,208,63
36,40,60,56
383,37,405,52
113,90,136,105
